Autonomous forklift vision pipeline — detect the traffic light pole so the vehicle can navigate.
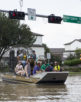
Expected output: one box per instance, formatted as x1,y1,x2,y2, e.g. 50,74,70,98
26,13,48,18
0,9,62,23
0,9,48,18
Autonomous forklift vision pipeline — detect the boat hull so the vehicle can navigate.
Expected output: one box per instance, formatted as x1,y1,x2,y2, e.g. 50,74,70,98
2,71,69,84
33,72,69,84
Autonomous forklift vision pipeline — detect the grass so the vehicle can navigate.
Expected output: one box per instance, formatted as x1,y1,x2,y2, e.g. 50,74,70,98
0,66,10,72
64,67,81,72
69,71,81,75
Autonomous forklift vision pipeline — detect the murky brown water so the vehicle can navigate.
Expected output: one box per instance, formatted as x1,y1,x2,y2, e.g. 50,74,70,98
0,73,81,102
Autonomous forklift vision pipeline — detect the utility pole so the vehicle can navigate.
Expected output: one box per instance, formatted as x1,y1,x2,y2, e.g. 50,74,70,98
19,0,23,11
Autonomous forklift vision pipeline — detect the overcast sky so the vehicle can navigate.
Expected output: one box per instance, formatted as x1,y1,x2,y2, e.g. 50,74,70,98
0,0,81,48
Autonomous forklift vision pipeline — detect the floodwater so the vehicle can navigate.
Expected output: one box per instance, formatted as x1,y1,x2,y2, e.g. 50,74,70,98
0,73,81,102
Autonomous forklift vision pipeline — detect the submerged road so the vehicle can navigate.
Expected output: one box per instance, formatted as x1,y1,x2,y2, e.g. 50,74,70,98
0,73,81,102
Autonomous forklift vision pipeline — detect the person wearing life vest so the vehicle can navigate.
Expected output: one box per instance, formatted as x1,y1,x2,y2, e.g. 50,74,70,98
17,51,27,67
53,61,60,71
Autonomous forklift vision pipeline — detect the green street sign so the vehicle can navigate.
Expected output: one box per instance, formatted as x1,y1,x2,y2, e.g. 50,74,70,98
63,15,81,24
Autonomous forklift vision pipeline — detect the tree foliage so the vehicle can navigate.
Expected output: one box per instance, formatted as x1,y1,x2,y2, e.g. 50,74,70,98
42,43,50,57
0,12,36,61
75,49,81,58
50,54,62,65
66,54,75,60
64,58,81,66
42,44,62,64
64,49,81,66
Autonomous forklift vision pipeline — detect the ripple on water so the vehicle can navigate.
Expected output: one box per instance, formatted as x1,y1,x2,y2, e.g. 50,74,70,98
0,74,81,102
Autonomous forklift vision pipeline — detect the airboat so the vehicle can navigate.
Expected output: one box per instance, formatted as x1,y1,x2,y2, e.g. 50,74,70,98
2,71,69,84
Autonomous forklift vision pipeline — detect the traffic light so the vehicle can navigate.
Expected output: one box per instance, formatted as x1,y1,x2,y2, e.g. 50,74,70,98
9,11,25,20
48,14,62,24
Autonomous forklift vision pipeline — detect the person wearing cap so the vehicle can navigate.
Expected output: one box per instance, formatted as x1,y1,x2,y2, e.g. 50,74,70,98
53,61,60,71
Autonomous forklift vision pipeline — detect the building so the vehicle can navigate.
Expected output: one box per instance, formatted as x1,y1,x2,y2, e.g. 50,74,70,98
63,39,81,59
50,48,65,59
31,33,45,60
3,32,45,60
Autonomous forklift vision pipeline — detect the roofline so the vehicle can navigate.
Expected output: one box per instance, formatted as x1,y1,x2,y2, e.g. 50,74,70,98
32,44,44,47
32,32,44,36
64,50,75,52
50,48,65,49
64,39,81,45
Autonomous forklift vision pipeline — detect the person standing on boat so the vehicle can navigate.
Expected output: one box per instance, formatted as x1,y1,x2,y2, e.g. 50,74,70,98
32,50,36,61
53,61,61,71
24,59,31,77
17,50,27,68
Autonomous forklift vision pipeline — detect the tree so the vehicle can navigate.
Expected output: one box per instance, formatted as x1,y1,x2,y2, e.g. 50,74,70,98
42,44,62,64
75,49,81,58
0,13,36,61
42,43,50,57
66,54,75,60
50,54,62,65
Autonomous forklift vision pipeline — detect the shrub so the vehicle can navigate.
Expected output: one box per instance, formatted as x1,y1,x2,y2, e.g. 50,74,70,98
64,58,81,66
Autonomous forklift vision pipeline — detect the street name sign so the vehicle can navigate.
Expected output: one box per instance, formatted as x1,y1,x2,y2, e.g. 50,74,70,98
63,15,81,24
27,8,36,21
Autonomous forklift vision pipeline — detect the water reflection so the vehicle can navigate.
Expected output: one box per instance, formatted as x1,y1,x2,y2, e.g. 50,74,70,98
0,73,81,102
0,82,67,101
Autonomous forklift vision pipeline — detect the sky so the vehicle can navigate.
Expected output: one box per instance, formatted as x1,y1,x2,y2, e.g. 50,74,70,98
0,0,81,48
